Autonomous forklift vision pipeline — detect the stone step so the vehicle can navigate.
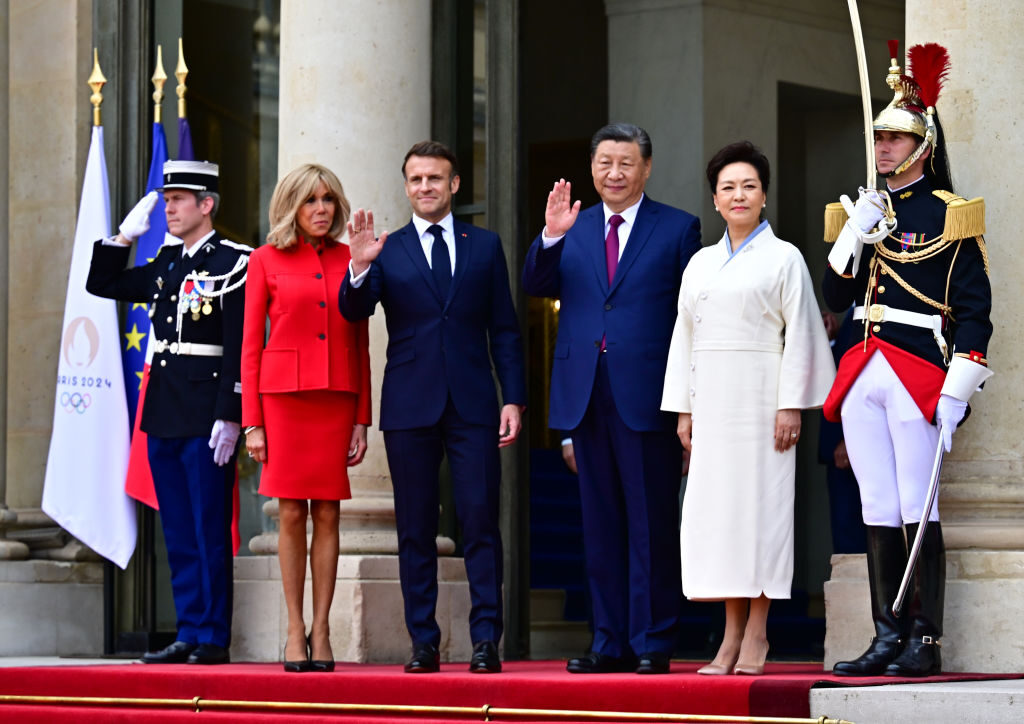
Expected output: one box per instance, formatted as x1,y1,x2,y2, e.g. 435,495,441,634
810,679,1024,724
528,588,592,660
530,587,573,620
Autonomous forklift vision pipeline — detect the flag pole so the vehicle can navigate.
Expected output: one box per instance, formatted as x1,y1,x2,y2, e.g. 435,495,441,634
152,45,167,124
176,37,189,119
88,48,106,127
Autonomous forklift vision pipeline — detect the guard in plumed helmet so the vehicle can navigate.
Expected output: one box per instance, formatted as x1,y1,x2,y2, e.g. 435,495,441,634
822,41,992,677
86,160,250,665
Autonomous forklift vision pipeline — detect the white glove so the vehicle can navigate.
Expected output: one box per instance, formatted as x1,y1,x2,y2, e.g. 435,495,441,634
209,420,241,466
850,187,887,234
935,394,968,453
119,191,159,241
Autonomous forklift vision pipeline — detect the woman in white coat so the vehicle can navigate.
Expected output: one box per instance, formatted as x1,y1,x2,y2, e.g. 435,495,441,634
662,141,834,675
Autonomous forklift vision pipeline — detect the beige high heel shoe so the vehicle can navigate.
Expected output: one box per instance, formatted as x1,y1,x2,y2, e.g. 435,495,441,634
733,640,769,676
697,649,739,675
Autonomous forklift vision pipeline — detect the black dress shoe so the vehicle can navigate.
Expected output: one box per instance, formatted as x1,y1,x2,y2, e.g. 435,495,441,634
566,652,636,674
635,652,670,674
404,643,440,673
140,640,196,664
186,643,230,665
310,633,336,673
469,640,501,673
283,634,311,672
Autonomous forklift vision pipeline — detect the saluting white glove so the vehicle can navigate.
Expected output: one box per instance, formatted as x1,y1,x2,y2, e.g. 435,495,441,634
209,420,241,466
935,394,968,453
119,191,159,242
850,187,888,235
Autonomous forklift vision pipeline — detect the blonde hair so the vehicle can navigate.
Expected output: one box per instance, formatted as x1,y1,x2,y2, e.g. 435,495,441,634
266,164,351,249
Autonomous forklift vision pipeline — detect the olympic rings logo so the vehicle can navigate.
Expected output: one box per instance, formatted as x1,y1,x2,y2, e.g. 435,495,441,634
60,392,92,414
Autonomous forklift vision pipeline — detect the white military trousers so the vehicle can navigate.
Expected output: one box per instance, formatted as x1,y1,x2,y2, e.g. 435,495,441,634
840,351,941,526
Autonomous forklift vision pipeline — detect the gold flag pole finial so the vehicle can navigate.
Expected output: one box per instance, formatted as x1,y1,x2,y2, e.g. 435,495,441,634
175,37,189,119
152,45,167,124
87,48,107,127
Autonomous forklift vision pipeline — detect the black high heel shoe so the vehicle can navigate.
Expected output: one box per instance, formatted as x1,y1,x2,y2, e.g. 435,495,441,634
283,633,311,672
310,633,335,673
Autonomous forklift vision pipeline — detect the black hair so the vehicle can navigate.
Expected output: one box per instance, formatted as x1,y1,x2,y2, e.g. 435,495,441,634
705,140,770,195
925,113,955,193
589,123,652,159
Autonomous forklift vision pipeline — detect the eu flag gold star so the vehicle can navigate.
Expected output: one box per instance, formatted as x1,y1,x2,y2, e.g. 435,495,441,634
124,324,146,352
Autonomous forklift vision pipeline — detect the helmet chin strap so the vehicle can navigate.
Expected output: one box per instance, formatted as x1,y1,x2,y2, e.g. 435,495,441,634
879,131,934,178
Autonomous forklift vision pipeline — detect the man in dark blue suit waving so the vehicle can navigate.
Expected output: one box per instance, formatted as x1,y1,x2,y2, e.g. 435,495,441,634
523,124,701,674
339,141,525,674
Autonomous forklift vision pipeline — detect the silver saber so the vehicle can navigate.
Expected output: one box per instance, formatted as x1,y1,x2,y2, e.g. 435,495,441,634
847,0,876,190
892,435,945,617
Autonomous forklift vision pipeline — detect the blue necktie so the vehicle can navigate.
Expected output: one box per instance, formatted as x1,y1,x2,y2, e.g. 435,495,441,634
429,224,451,300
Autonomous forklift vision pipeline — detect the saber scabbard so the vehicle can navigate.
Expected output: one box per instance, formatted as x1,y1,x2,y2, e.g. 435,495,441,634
893,435,945,617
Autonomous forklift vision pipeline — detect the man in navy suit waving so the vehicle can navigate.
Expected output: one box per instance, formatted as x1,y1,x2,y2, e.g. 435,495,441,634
339,141,525,674
523,123,701,674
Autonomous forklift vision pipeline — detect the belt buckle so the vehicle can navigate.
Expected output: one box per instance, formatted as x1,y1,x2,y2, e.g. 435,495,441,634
868,304,884,323
169,342,179,354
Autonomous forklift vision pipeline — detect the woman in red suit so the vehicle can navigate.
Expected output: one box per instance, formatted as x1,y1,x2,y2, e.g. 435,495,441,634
242,164,371,672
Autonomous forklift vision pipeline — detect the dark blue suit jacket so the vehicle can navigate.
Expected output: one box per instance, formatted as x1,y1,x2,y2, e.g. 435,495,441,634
339,219,526,431
522,196,701,432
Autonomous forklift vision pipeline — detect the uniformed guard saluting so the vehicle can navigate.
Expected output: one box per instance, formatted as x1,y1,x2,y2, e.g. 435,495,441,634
87,160,250,665
822,42,992,677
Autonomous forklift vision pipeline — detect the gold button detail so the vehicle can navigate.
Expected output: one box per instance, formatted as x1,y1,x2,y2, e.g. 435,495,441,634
160,359,167,367
877,285,886,294
872,324,881,333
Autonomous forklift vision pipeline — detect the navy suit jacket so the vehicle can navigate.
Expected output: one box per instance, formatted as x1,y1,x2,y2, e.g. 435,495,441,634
522,196,701,433
339,219,526,431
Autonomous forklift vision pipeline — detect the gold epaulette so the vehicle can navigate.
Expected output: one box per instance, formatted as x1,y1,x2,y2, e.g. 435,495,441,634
823,202,848,243
933,190,986,241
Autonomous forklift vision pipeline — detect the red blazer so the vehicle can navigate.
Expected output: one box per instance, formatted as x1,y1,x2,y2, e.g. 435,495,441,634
242,239,371,427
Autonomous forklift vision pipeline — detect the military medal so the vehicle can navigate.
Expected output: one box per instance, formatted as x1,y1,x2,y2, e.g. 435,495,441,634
202,301,213,316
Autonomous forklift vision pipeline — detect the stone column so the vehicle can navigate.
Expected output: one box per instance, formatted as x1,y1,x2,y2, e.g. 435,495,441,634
0,0,103,656
233,0,469,664
826,1,1024,673
0,0,23,562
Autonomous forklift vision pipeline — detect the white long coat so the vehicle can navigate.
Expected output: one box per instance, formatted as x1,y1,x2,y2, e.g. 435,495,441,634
661,225,835,599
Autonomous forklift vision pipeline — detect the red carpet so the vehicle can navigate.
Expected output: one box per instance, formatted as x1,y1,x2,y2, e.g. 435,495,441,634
0,660,1018,723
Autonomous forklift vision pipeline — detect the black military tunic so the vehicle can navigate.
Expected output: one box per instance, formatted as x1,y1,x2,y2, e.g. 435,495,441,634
86,233,250,437
823,176,992,418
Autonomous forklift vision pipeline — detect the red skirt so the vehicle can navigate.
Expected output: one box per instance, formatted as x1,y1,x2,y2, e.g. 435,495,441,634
258,390,356,501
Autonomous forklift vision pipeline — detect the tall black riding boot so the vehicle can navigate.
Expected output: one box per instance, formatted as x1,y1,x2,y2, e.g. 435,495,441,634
833,525,909,676
886,522,945,677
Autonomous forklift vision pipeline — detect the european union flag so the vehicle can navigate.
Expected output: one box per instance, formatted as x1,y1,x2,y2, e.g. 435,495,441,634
122,122,169,423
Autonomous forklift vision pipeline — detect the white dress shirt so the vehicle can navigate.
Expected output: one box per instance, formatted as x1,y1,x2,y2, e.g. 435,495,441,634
541,194,644,260
349,213,456,287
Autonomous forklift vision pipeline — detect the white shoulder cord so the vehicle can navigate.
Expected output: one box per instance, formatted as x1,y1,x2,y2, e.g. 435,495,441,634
174,254,250,341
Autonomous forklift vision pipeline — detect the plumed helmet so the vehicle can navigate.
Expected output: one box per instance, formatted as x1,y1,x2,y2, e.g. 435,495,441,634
873,40,950,178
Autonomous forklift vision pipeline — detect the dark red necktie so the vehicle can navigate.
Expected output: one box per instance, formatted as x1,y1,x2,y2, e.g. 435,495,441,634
606,214,625,284
601,214,625,352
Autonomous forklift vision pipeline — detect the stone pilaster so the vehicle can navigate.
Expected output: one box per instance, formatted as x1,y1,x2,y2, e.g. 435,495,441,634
6,0,93,536
826,0,1024,673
